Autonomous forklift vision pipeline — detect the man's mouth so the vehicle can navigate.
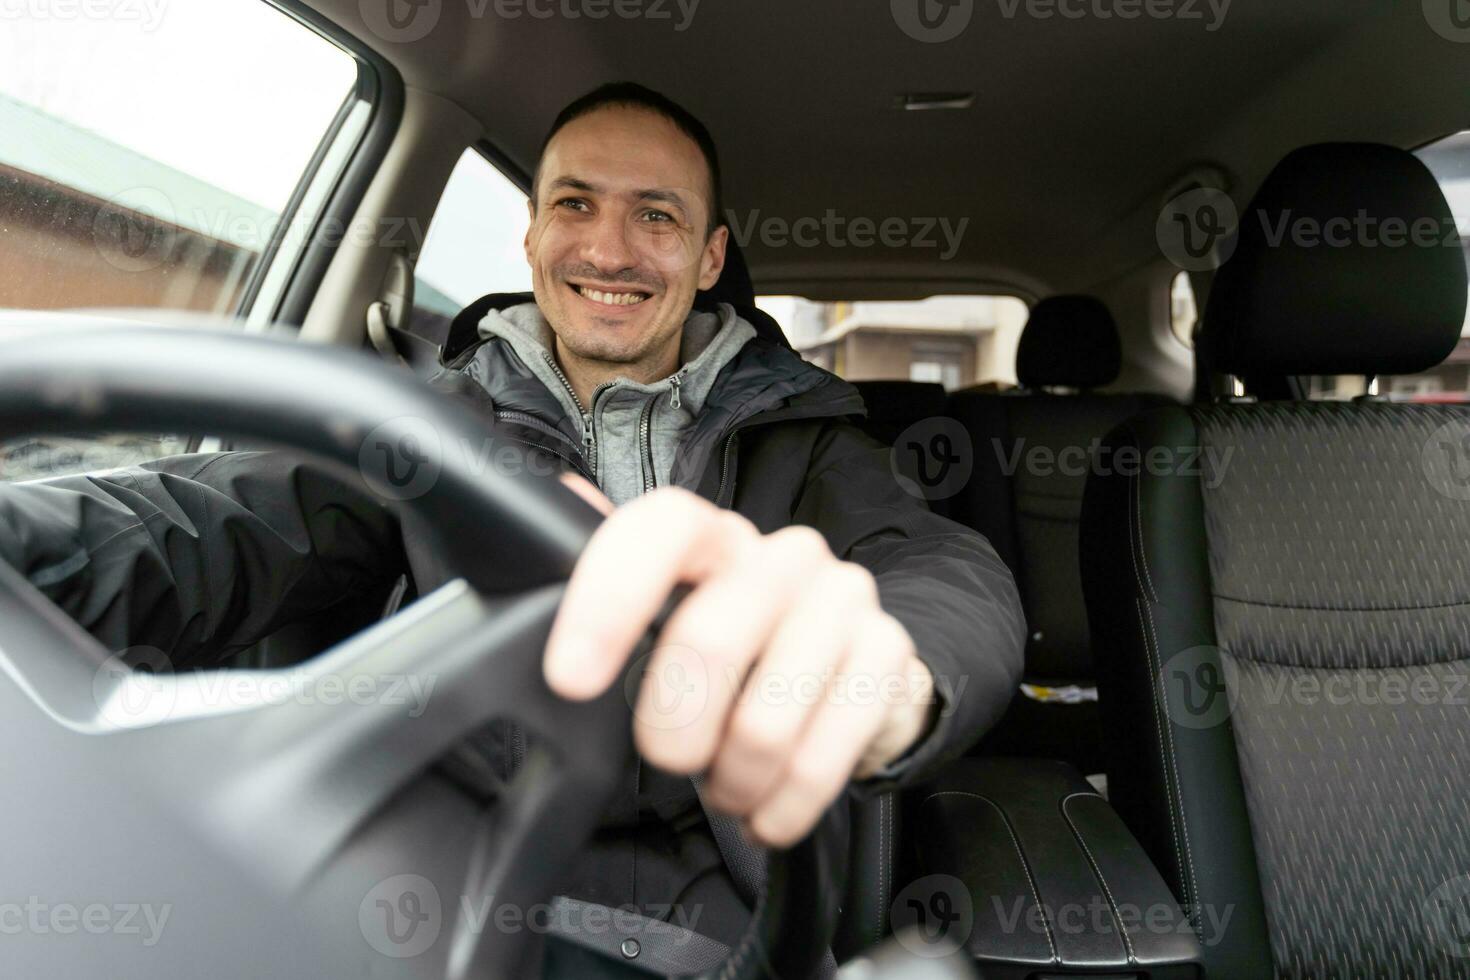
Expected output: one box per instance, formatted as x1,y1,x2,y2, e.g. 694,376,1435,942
569,282,654,308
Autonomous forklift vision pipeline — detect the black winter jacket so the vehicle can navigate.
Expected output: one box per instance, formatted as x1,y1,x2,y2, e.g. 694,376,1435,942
0,297,1024,951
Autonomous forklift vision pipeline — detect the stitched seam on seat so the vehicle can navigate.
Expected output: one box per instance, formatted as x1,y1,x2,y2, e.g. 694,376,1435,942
924,791,1058,965
1227,653,1470,672
1060,792,1135,965
1125,473,1186,918
1140,594,1201,936
1133,468,1159,605
877,793,891,945
1213,593,1470,613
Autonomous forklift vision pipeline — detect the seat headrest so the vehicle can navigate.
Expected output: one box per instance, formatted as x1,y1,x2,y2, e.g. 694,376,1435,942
1200,142,1468,378
1015,295,1122,389
693,231,793,350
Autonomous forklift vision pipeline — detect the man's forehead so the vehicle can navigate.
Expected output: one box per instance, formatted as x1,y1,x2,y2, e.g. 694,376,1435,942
539,105,711,200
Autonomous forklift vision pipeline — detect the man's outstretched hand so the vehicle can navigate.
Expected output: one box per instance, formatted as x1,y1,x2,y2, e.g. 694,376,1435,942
545,476,936,848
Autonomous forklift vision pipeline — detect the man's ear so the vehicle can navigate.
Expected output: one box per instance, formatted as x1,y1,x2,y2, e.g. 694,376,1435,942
523,198,536,266
696,224,729,292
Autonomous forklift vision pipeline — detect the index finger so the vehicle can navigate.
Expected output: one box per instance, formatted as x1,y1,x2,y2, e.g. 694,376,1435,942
543,488,754,700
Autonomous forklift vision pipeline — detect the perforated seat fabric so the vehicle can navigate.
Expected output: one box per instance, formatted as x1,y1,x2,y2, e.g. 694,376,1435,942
1079,142,1470,978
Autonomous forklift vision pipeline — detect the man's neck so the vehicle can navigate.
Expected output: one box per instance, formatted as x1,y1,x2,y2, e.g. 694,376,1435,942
554,336,682,411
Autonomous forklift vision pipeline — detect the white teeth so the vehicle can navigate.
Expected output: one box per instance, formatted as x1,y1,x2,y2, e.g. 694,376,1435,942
577,286,649,307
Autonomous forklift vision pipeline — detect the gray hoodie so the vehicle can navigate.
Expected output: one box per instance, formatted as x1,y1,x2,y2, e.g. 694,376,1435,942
478,302,756,505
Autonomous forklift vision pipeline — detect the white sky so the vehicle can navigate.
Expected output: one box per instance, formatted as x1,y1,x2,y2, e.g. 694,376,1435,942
0,0,356,211
417,149,534,303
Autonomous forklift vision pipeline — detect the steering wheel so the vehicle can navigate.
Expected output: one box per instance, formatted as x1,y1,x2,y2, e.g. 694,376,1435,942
0,324,847,979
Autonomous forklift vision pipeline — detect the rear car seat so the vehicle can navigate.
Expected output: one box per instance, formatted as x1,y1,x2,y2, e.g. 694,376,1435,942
947,296,1170,773
850,379,950,511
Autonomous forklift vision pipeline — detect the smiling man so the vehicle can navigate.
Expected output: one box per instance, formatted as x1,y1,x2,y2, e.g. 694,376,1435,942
431,83,1022,832
418,83,1024,961
0,83,1023,971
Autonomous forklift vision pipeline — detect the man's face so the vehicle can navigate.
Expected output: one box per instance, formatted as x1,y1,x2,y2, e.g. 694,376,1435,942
526,105,728,366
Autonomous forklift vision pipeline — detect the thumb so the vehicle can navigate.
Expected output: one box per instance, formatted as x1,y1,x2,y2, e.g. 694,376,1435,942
559,472,614,516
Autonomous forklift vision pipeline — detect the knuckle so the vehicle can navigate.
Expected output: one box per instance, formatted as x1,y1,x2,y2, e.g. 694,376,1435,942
769,525,831,565
825,561,878,603
728,713,787,767
870,611,916,658
789,755,842,801
637,725,710,773
717,508,758,543
641,485,705,522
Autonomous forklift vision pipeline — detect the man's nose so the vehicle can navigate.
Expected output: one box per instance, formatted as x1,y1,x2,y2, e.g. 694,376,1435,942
579,211,638,277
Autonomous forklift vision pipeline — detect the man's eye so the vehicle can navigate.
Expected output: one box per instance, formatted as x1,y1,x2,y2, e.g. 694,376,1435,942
557,198,590,212
642,210,674,224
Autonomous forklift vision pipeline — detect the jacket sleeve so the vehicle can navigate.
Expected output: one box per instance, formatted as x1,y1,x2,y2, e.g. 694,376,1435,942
791,421,1025,793
0,451,407,668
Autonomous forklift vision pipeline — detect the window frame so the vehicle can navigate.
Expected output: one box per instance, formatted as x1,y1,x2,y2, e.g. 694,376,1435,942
0,1,404,474
1168,269,1199,350
406,140,534,337
266,0,405,328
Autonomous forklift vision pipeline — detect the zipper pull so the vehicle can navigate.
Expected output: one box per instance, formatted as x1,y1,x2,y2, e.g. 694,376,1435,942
582,413,595,450
669,374,683,410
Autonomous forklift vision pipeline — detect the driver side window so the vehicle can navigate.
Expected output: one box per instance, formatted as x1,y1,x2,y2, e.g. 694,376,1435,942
0,0,360,481
408,148,533,345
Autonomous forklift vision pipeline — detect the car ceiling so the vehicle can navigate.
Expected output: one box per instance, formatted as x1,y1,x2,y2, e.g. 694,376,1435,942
305,0,1470,300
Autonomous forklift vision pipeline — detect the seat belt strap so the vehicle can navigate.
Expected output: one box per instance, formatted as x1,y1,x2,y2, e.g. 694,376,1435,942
690,774,839,977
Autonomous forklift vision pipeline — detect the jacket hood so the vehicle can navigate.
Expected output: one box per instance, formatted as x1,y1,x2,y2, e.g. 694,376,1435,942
440,292,866,455
476,300,759,426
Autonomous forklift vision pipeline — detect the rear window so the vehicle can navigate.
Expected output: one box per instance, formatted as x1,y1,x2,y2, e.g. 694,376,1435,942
1308,130,1470,401
755,295,1030,391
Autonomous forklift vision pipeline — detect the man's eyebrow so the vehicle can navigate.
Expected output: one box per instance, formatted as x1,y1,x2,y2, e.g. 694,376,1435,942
636,188,689,209
546,176,600,194
545,177,693,213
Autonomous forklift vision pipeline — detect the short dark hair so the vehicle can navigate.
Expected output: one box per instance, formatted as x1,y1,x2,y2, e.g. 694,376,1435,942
534,82,725,235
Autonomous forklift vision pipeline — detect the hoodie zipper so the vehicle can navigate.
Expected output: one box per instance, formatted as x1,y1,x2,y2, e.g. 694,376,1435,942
639,372,686,494
639,399,657,494
540,351,619,479
710,399,864,507
492,409,592,479
714,432,739,507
